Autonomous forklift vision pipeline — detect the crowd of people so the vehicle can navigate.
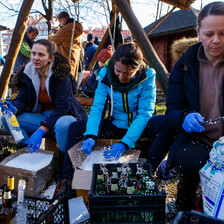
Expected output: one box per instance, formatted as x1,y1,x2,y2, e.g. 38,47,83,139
0,1,224,213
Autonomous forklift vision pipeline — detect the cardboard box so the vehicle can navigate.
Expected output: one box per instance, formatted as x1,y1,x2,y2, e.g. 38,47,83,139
68,141,141,202
0,148,54,196
200,162,224,220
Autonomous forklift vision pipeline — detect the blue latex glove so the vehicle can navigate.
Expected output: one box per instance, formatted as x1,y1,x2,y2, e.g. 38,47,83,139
82,138,96,155
0,101,7,112
26,129,46,153
103,143,126,160
182,112,204,133
0,101,16,113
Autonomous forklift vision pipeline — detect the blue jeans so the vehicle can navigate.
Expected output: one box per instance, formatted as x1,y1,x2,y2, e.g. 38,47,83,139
1,111,77,152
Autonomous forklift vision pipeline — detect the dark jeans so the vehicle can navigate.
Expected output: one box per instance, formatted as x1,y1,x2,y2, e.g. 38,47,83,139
62,114,175,180
174,137,211,211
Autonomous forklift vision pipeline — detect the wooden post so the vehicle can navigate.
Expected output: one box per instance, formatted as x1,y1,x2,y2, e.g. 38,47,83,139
87,9,119,72
0,0,35,98
114,0,169,95
146,7,176,35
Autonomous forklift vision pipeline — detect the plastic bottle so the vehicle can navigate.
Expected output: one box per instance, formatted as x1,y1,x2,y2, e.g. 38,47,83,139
14,179,28,224
3,108,24,143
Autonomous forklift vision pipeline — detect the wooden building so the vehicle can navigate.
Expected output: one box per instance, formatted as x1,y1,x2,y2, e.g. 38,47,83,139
144,8,199,72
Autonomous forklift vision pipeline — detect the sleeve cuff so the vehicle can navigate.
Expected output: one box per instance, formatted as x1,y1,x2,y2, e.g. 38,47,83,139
120,141,129,150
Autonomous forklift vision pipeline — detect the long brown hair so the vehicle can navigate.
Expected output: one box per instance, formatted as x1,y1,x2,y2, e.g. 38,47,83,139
109,42,143,77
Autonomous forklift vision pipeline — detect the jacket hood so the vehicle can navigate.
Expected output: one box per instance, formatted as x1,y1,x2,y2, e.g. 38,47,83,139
170,37,199,62
13,52,71,88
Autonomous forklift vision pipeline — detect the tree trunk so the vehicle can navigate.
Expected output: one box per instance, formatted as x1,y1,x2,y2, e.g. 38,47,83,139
0,0,35,98
114,0,169,95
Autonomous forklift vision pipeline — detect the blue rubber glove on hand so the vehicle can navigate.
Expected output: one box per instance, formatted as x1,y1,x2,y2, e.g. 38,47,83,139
4,101,16,114
26,129,46,153
0,101,16,114
82,138,96,155
182,112,205,133
0,101,7,112
103,143,126,160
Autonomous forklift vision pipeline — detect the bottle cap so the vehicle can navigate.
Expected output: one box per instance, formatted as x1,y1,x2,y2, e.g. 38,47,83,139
7,176,14,191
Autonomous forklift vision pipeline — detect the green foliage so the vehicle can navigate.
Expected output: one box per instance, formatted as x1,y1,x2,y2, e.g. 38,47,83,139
155,102,166,115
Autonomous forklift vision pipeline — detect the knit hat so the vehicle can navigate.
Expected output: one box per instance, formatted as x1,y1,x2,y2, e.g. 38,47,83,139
97,45,113,64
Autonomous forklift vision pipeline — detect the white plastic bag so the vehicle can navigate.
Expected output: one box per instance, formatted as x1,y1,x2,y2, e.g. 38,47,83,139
199,136,224,220
69,196,90,224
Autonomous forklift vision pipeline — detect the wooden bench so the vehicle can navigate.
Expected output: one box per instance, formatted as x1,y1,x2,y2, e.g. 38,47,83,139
76,96,94,106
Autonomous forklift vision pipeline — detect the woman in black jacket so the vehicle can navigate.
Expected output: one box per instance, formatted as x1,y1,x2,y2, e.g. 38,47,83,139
0,39,87,183
166,2,224,211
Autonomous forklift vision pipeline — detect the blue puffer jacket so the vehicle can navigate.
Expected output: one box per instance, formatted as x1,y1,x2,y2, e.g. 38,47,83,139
84,62,156,148
12,52,87,130
166,42,224,170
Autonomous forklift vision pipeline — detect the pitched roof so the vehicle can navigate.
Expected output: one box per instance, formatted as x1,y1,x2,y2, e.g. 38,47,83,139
144,8,199,37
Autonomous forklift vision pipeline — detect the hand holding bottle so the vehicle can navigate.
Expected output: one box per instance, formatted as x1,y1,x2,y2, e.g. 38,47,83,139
0,101,16,113
103,143,126,160
26,129,46,153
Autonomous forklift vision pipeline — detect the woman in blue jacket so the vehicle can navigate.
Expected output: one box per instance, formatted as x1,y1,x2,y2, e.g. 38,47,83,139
0,39,87,182
67,42,174,172
166,2,224,211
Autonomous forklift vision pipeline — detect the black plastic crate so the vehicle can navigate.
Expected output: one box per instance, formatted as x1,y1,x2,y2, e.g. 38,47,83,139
25,193,69,224
173,210,224,224
88,163,166,224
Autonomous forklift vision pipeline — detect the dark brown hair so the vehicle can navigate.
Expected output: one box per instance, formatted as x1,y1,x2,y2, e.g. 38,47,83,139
57,11,70,20
26,26,39,35
33,39,56,58
110,42,143,76
198,2,224,28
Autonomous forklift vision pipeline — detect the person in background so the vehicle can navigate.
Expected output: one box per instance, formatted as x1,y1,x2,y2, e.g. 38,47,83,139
0,55,7,98
165,1,224,211
49,11,83,80
94,36,101,45
13,26,38,73
0,55,5,66
0,39,87,193
84,33,99,71
81,45,113,97
67,42,174,174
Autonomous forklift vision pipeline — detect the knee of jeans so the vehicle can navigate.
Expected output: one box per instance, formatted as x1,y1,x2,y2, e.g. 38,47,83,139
54,116,76,132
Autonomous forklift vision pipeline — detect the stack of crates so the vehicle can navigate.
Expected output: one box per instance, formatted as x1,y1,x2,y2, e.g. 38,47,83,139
88,163,166,224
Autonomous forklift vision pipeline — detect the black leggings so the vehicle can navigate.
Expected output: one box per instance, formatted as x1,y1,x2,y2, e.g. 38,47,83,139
62,114,175,180
174,138,211,211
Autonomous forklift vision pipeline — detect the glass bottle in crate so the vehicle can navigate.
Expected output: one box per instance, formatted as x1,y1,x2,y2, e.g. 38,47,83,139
126,180,135,195
110,178,119,195
7,176,17,207
111,167,118,178
0,185,15,223
37,199,59,222
14,179,28,224
3,108,24,143
97,169,104,181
